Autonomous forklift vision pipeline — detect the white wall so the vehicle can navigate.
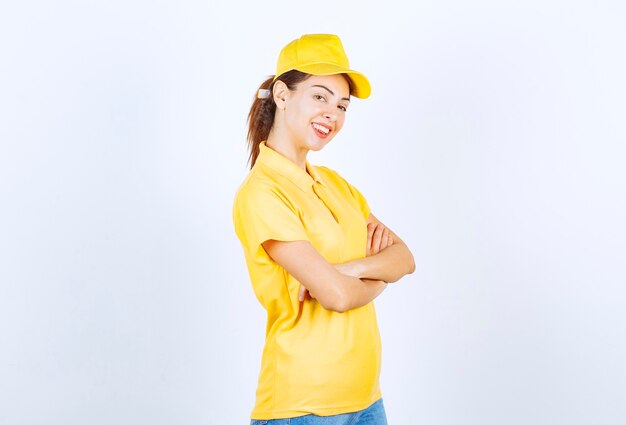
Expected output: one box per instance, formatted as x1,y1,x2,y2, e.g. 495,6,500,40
1,1,625,424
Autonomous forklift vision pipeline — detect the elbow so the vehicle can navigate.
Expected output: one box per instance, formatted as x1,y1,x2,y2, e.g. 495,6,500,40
394,243,416,278
323,297,350,314
328,302,349,313
408,256,416,274
318,287,350,313
330,298,350,313
405,248,416,275
391,252,415,281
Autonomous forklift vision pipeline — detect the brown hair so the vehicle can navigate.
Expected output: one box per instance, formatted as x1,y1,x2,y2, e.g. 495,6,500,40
246,71,356,168
246,70,311,168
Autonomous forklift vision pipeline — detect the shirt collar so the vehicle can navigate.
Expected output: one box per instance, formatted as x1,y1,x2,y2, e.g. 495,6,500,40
257,142,326,191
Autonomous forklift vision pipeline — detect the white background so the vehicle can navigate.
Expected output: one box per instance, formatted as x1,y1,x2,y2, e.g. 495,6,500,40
1,1,625,424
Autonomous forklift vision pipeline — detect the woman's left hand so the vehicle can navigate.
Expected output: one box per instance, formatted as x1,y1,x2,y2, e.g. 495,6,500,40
298,285,315,301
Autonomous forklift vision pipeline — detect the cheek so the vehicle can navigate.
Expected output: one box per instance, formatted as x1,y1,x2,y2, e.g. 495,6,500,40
335,116,346,132
286,109,306,130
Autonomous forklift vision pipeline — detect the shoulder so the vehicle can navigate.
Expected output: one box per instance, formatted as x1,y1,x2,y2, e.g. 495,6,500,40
233,171,295,215
313,165,351,188
235,165,278,199
313,165,365,196
312,165,370,217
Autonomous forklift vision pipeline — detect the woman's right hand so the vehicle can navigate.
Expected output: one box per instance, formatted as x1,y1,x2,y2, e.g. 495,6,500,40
366,222,393,256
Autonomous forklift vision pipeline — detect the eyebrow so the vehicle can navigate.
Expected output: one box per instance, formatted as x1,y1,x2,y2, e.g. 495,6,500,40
311,85,351,102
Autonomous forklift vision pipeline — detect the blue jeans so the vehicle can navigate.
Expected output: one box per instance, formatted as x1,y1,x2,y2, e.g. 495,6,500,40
250,399,387,425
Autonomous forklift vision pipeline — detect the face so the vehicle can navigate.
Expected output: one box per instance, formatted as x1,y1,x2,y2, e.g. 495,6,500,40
275,74,351,152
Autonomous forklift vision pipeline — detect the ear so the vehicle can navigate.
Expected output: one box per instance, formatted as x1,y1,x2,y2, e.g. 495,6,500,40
273,80,289,110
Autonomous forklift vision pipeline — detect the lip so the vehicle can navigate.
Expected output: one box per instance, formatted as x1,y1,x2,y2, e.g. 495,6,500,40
311,122,333,137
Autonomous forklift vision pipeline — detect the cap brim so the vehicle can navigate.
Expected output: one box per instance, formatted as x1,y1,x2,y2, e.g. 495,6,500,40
290,62,371,99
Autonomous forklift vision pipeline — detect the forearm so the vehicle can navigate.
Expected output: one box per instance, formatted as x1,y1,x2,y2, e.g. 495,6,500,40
335,277,388,312
345,243,415,283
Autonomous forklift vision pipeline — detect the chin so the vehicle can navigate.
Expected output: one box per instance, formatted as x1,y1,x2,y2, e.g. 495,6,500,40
306,138,332,152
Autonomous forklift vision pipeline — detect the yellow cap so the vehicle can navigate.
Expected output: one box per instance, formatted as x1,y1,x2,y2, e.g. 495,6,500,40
274,34,371,99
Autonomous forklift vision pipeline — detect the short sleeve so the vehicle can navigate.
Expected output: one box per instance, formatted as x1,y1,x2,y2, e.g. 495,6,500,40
232,184,309,256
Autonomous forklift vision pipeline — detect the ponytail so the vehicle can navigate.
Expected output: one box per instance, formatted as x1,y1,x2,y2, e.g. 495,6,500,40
247,76,276,168
246,70,312,169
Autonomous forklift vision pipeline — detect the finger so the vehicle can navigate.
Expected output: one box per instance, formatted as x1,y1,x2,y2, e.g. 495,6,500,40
299,285,307,302
367,222,375,236
366,223,376,255
380,228,390,250
369,224,381,254
387,233,393,248
371,224,385,254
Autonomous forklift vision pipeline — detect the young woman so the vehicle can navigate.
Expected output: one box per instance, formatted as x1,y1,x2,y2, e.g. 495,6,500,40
232,34,415,425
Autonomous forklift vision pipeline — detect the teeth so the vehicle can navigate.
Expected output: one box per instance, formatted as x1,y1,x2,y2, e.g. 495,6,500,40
312,123,330,134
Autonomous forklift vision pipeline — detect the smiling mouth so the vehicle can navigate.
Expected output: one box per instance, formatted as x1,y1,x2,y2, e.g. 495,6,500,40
312,123,331,138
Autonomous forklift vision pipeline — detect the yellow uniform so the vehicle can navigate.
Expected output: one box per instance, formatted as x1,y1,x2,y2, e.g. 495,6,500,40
232,142,382,419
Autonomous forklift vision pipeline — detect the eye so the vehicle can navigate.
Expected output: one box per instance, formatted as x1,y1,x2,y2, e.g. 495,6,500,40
314,94,326,102
338,105,347,112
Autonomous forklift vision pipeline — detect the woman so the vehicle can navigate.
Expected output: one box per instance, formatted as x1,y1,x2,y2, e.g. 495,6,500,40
232,34,415,425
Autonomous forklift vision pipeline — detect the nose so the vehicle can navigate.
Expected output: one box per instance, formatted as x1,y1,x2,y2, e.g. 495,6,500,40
323,110,337,122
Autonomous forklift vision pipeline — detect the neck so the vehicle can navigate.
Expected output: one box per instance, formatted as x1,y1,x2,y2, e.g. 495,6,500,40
266,129,308,171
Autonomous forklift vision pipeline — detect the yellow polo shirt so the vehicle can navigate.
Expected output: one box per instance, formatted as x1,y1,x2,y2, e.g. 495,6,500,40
232,142,382,420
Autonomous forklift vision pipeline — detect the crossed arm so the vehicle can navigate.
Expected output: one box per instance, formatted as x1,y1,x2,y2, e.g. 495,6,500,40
261,213,415,313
